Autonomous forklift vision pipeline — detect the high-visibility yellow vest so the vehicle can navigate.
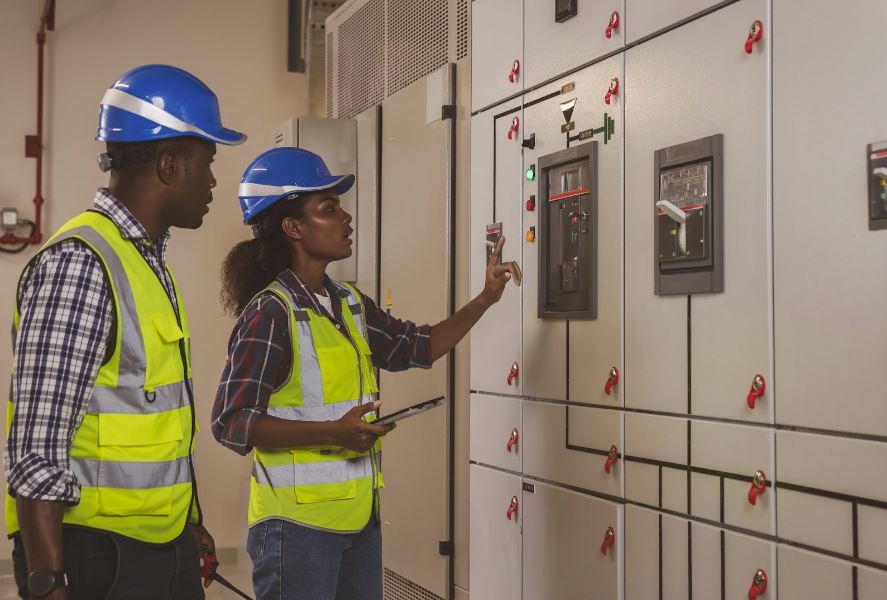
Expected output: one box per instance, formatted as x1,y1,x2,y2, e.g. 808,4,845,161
248,280,382,532
5,210,199,544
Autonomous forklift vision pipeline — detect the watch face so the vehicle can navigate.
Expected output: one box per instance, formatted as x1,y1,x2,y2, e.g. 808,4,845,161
28,570,64,597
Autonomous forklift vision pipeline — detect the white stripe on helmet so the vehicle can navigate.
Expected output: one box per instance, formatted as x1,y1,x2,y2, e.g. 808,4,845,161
238,177,350,199
101,88,245,145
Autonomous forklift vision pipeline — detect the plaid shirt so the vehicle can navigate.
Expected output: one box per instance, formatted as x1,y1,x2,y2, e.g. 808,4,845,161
5,189,177,504
212,270,432,455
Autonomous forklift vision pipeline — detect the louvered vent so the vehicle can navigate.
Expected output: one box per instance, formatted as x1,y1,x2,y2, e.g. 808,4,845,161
336,0,386,119
386,0,449,96
383,568,445,600
456,0,468,60
326,30,334,117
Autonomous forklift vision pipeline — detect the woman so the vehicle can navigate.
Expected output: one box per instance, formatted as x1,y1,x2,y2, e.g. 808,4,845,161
212,147,519,600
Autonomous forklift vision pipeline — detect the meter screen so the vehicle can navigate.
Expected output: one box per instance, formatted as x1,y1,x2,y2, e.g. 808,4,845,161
659,162,709,209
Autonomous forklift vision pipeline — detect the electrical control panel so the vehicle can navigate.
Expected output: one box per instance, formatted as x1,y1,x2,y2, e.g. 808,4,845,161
538,141,597,319
868,141,887,230
654,135,724,295
555,0,578,23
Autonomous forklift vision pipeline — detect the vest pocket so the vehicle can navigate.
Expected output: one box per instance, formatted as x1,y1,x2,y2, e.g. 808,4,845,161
316,346,360,402
293,480,357,504
97,412,183,462
152,314,184,343
96,486,173,516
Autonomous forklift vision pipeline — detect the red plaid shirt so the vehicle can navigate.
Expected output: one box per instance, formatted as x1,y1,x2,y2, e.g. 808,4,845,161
211,270,432,454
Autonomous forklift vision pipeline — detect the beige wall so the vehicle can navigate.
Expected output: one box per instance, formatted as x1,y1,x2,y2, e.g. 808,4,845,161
0,0,308,557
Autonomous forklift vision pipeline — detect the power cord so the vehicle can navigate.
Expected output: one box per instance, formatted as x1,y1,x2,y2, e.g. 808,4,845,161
0,220,37,254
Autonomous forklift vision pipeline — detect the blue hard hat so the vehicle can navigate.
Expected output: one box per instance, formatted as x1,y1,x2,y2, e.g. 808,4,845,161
96,64,246,145
238,147,355,224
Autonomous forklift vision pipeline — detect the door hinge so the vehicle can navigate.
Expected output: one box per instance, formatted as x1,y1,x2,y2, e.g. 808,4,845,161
438,540,454,556
441,104,456,120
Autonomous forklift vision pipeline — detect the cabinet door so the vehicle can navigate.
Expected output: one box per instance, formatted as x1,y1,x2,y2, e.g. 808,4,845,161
625,506,689,600
691,523,775,600
522,480,621,600
470,393,522,472
470,100,524,396
469,465,522,600
471,0,523,112
625,0,771,422
773,0,887,437
520,56,624,406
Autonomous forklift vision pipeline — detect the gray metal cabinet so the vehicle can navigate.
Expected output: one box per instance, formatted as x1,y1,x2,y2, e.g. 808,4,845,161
624,0,771,423
522,481,622,600
471,0,523,112
469,100,524,396
523,0,624,89
469,465,522,600
773,0,887,437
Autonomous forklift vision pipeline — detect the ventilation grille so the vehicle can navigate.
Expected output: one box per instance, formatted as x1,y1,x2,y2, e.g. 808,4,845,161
456,0,468,60
386,0,449,96
327,0,468,118
326,31,334,117
336,0,386,119
383,568,445,600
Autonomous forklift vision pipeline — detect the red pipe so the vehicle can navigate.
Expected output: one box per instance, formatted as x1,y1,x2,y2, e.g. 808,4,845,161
1,0,54,247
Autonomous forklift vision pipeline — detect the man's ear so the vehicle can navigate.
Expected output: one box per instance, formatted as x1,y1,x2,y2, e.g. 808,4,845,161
282,216,303,240
156,150,178,185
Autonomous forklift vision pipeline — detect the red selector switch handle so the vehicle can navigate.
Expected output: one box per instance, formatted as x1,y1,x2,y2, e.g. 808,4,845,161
604,367,620,395
604,445,619,474
506,496,519,521
506,428,519,453
507,116,520,140
600,526,616,555
745,20,763,54
747,470,767,506
748,569,768,599
508,59,520,83
605,11,620,39
747,374,765,409
506,361,520,385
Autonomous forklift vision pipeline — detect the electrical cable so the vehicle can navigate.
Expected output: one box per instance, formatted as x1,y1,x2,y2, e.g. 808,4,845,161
0,220,37,254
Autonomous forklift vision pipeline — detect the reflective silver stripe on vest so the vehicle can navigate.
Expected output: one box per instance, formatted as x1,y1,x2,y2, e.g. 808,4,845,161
252,453,380,487
52,226,146,387
89,380,189,415
70,456,191,489
265,395,375,422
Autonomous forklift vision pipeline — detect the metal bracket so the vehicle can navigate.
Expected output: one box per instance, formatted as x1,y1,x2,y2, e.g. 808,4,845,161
441,104,456,120
438,540,454,556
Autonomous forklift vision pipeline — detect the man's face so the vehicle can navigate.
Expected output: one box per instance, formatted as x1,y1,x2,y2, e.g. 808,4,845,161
168,139,217,229
290,192,353,262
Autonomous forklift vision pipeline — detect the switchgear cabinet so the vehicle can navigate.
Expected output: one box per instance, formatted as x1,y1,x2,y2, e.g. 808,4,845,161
654,134,724,295
538,142,598,319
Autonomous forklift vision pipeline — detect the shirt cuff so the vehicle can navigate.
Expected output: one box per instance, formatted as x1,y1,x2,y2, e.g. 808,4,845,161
218,408,264,456
6,453,80,505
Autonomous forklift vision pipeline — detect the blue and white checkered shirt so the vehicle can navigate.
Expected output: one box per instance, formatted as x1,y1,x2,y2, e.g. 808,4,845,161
5,189,177,504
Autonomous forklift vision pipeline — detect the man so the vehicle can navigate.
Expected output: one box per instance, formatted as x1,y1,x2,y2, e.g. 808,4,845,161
5,64,245,600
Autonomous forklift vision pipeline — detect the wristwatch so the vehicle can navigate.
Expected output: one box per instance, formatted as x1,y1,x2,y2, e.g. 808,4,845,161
27,569,67,598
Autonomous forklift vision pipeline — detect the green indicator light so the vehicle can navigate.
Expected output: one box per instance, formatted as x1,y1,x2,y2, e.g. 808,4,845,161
526,164,536,181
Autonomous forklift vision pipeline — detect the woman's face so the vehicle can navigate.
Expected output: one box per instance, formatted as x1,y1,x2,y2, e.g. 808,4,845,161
288,191,353,262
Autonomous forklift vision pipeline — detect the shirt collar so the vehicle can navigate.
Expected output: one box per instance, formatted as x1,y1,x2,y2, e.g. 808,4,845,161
276,269,349,319
93,188,171,253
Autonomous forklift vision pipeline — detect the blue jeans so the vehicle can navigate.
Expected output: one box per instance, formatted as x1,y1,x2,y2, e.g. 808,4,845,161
247,519,382,600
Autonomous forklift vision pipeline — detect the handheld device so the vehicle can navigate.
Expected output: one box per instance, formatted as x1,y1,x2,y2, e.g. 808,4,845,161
376,396,446,426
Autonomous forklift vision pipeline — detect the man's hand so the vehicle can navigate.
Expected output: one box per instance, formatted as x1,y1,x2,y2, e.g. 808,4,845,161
480,237,521,308
335,402,395,453
191,525,216,589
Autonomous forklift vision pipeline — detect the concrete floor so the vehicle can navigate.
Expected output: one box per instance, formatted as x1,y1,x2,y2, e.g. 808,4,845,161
0,550,255,599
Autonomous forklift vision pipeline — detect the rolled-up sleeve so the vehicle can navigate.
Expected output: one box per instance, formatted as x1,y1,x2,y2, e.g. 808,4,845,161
211,294,290,455
360,292,432,372
5,242,112,504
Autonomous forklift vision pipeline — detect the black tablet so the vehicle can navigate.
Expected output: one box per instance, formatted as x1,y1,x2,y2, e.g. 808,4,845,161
375,396,446,426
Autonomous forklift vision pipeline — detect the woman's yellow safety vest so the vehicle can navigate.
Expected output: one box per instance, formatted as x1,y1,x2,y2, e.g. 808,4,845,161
5,210,199,544
248,280,382,533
